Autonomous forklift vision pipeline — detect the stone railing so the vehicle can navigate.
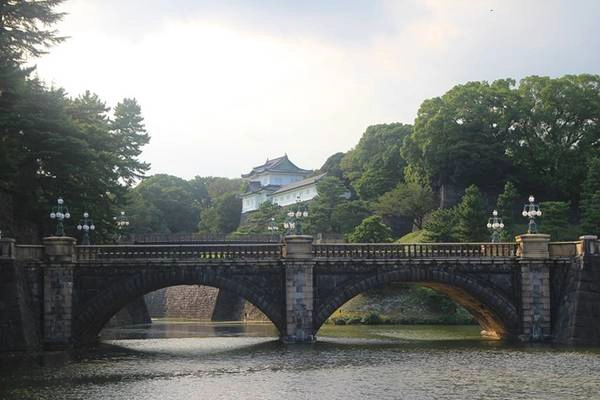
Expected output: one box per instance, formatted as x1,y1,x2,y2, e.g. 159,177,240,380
15,245,45,260
548,242,579,258
313,242,518,259
76,243,284,261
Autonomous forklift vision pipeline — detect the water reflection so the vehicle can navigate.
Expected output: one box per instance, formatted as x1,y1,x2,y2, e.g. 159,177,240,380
100,319,278,340
1,321,599,400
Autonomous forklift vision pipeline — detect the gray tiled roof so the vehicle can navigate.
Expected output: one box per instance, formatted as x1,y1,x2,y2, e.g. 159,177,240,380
242,154,311,178
272,173,326,195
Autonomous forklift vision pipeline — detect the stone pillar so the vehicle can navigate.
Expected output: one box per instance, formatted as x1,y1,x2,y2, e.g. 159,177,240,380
0,238,16,259
42,237,76,347
578,235,598,256
516,234,551,341
282,235,315,343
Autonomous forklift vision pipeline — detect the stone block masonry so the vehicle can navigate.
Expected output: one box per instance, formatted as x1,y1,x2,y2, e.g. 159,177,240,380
2,234,600,350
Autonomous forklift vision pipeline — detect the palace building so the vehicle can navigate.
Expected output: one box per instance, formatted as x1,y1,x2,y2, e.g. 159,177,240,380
240,154,325,213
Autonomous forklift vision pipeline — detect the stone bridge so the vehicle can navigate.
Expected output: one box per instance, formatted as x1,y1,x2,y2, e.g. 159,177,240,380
1,234,599,350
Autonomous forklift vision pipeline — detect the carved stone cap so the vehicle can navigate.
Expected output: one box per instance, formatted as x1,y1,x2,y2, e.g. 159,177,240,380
283,235,313,259
516,234,550,259
42,236,77,263
578,235,598,255
0,238,16,259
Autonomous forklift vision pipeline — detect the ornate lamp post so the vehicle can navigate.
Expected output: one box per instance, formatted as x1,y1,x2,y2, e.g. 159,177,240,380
486,210,505,243
283,195,309,235
114,211,130,243
267,217,279,241
49,197,71,236
522,195,542,234
76,212,95,245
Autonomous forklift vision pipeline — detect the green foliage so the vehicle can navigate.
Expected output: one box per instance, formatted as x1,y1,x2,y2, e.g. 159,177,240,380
318,152,346,180
580,192,600,237
305,176,348,233
507,75,600,203
581,158,600,236
402,80,516,195
0,0,66,61
341,123,412,200
347,215,393,243
396,230,428,243
539,201,571,241
454,185,488,242
233,202,285,235
127,174,204,234
495,181,521,241
373,183,435,229
423,208,458,243
198,193,242,235
330,200,371,234
194,176,244,201
111,98,150,185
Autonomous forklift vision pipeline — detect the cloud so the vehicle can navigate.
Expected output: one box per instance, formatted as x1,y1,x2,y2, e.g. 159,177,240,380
34,0,600,179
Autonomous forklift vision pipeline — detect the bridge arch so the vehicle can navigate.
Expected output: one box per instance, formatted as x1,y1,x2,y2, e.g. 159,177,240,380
314,266,520,338
73,267,284,345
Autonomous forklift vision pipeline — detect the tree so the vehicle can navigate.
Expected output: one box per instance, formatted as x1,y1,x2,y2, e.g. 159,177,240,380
496,181,521,240
0,0,66,62
454,185,488,242
581,157,600,236
330,200,371,234
539,201,571,241
341,123,412,200
111,98,150,185
347,216,393,243
423,208,458,243
233,201,284,235
128,174,203,234
580,192,600,237
194,176,244,201
373,183,435,230
507,75,600,204
318,152,346,180
402,80,517,206
198,193,242,235
305,176,348,233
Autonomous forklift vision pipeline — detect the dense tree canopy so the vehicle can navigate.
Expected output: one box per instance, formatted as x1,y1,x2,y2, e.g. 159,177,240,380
127,174,204,234
341,123,412,200
0,1,151,241
402,75,600,207
347,215,393,243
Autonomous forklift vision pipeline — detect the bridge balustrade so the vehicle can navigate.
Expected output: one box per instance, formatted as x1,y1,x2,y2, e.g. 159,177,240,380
76,243,284,261
14,245,44,260
312,242,518,259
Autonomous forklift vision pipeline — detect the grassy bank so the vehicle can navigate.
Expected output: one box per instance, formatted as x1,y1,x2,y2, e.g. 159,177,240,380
326,285,475,326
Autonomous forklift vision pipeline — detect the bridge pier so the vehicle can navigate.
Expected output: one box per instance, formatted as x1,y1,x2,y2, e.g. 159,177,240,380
42,237,76,348
517,234,552,341
282,236,316,343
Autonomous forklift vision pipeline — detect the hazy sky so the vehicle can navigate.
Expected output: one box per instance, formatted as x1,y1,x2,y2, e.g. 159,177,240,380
35,0,600,179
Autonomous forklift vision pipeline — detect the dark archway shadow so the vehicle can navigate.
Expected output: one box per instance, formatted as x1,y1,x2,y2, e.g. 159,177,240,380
74,270,284,345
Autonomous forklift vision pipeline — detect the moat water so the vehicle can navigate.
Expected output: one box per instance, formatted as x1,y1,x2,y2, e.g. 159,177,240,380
1,320,599,399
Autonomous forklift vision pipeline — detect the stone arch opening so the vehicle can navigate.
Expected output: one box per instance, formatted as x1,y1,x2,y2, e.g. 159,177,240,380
314,268,520,339
74,270,284,345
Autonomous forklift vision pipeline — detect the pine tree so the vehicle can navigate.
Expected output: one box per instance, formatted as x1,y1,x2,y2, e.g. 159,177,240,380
454,185,488,242
0,0,66,62
539,201,571,240
347,216,393,243
423,208,458,243
111,98,150,185
496,181,520,240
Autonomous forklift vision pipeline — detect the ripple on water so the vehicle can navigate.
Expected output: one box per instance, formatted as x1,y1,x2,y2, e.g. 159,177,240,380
1,323,599,400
